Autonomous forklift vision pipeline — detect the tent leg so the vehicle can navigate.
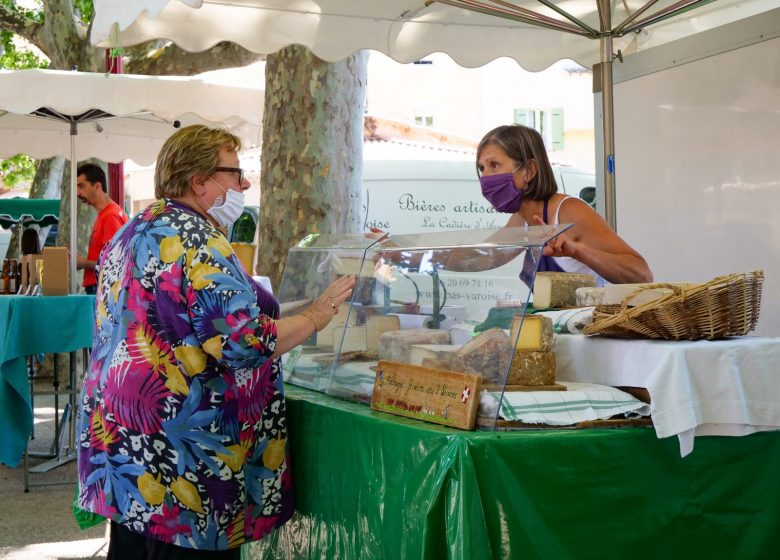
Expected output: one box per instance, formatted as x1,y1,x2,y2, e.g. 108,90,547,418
70,123,78,295
600,40,617,232
598,0,617,232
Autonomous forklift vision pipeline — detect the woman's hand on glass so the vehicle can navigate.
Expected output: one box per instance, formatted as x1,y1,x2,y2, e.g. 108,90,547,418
531,214,577,259
304,274,356,332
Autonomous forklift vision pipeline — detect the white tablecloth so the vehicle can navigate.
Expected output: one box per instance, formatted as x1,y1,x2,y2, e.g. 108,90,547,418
554,335,780,456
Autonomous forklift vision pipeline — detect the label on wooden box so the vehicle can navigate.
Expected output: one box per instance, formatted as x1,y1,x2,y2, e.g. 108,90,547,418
371,360,481,430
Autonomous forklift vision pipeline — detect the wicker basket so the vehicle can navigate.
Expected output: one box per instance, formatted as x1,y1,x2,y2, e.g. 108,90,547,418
582,271,764,340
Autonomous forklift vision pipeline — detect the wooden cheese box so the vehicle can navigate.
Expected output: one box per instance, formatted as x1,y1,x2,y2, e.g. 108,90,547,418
372,360,481,430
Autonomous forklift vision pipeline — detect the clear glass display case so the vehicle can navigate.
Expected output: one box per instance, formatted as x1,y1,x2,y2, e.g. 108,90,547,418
277,225,570,430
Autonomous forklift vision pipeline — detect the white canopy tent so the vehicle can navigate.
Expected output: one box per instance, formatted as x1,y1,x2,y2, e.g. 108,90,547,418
0,69,264,293
89,0,779,229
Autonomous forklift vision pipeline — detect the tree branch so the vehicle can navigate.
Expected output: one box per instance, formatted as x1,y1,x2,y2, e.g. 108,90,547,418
0,4,44,48
43,0,80,37
124,41,265,76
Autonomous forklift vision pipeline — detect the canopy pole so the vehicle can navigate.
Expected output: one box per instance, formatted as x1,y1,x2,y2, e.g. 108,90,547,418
598,0,617,231
70,122,78,294
105,49,125,209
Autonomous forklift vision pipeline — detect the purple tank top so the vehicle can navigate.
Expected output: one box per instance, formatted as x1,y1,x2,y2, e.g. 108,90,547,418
520,198,565,289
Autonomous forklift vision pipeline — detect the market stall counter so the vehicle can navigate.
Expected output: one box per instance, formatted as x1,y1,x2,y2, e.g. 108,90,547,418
247,384,780,559
0,294,95,467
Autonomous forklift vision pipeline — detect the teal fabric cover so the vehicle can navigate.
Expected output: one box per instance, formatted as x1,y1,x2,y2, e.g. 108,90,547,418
0,295,94,466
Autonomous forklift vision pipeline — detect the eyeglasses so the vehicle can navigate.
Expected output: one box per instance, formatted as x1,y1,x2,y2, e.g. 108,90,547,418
214,166,244,184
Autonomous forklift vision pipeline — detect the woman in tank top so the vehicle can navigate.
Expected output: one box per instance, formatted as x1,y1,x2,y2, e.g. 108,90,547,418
477,125,652,285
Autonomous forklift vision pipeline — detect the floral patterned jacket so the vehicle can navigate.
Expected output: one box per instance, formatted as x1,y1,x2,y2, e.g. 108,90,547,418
77,198,293,550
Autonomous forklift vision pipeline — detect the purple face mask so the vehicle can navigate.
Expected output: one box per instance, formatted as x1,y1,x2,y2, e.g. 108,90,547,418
480,165,523,213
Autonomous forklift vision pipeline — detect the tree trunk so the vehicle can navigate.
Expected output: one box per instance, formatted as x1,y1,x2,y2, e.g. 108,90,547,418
258,46,368,291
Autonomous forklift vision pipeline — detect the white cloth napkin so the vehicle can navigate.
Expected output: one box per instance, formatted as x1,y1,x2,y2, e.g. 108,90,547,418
554,334,780,456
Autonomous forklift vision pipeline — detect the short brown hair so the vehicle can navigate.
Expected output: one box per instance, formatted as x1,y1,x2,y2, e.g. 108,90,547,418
77,163,107,193
154,125,242,199
476,125,558,201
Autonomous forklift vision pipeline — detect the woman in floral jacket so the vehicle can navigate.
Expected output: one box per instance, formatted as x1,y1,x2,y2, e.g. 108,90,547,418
76,125,354,560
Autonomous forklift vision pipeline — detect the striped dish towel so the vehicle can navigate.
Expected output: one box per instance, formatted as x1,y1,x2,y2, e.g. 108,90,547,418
330,362,376,398
480,382,650,425
283,348,376,397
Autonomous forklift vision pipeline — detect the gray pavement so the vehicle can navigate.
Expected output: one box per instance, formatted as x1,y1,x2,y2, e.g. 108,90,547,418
0,395,108,559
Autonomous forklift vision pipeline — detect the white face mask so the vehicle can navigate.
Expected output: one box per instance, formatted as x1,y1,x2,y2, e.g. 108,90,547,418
206,177,245,227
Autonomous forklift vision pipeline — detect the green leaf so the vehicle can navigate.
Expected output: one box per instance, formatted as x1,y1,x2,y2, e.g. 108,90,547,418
0,155,35,188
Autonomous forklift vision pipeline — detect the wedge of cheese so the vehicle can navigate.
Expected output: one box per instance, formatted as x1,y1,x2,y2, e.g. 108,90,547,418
379,329,450,363
533,272,596,309
575,287,606,307
455,328,512,384
509,315,554,352
409,344,461,368
366,315,402,353
508,351,556,386
315,303,357,348
331,326,368,352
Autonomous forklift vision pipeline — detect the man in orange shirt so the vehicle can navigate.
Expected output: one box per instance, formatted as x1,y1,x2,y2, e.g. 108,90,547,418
75,164,128,294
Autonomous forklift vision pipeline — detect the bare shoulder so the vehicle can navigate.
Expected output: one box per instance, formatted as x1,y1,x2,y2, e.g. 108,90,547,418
556,195,605,224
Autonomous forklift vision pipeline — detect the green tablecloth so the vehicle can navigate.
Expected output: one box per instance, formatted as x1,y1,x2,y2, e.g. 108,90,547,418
0,295,95,467
247,385,780,559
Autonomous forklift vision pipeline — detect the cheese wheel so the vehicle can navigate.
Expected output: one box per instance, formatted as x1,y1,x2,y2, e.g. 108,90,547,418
508,351,556,386
509,315,554,352
533,272,596,309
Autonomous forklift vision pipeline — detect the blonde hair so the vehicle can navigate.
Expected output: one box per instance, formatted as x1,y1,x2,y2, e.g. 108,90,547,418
476,125,558,201
154,125,242,199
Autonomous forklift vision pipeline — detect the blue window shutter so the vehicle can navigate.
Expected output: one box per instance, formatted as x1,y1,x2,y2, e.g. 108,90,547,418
551,107,564,150
513,108,531,126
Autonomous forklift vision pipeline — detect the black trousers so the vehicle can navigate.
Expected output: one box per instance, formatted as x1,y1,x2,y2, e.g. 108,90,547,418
107,521,241,560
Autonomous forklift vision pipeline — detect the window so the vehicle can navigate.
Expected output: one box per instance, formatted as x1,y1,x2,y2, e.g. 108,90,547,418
513,107,564,150
413,108,436,128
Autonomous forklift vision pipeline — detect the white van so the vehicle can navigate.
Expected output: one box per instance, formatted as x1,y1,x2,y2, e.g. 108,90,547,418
361,160,595,234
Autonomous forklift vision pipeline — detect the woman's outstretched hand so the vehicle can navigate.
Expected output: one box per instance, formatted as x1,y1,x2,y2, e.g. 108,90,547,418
307,274,357,331
367,227,395,247
273,275,357,357
531,214,578,259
